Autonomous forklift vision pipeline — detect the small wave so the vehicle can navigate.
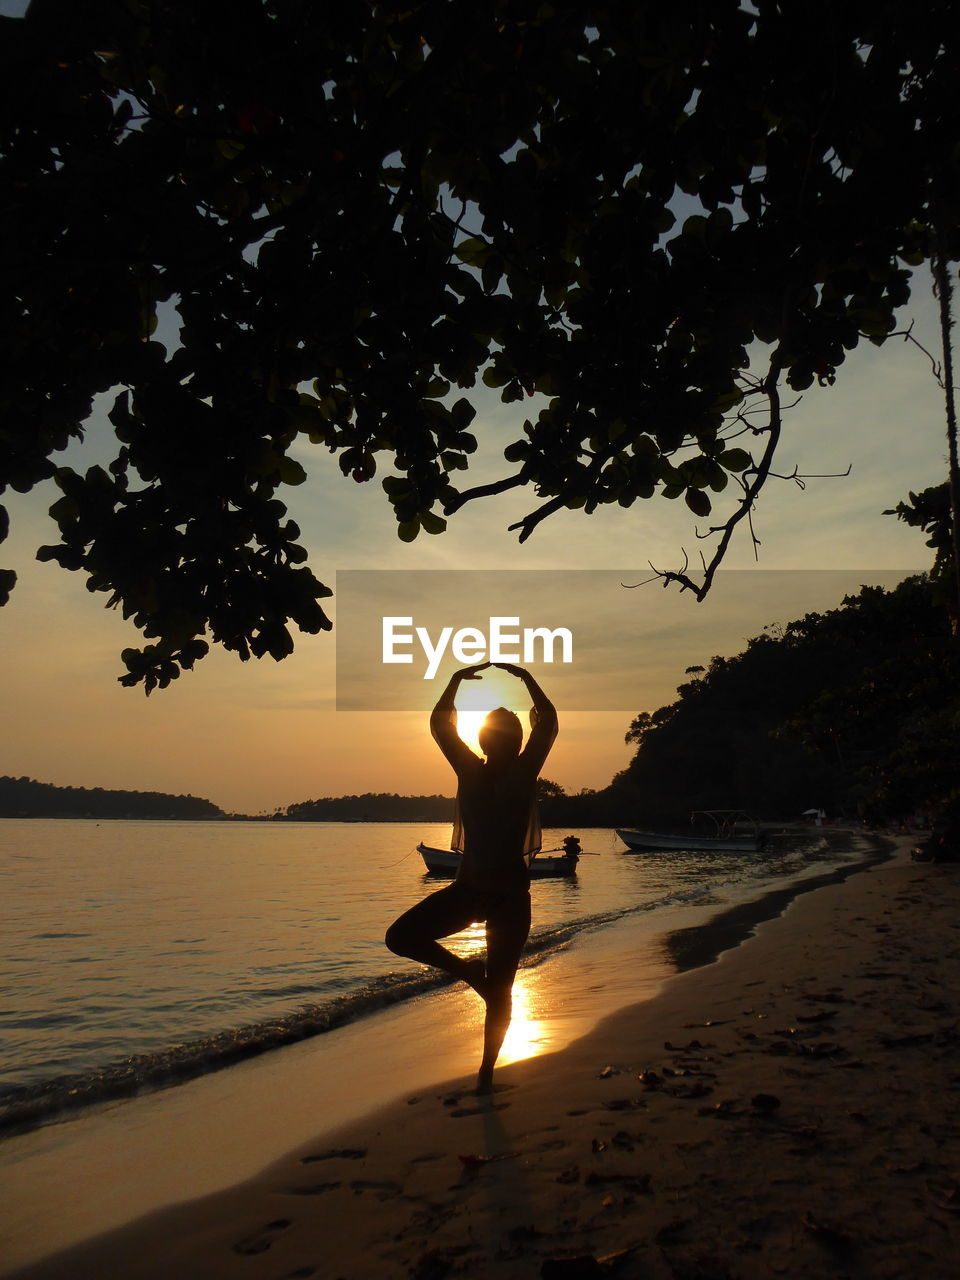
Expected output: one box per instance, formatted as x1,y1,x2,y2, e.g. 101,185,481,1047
0,970,448,1136
3,1012,86,1031
30,932,93,940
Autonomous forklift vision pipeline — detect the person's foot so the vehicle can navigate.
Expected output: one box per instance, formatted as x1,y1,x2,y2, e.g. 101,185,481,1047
462,958,488,997
475,1067,494,1095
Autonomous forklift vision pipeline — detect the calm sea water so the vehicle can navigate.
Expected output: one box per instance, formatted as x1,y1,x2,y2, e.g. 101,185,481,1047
0,818,861,1124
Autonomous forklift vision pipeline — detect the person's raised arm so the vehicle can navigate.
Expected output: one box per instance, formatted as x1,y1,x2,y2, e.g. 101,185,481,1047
430,663,489,772
494,664,558,771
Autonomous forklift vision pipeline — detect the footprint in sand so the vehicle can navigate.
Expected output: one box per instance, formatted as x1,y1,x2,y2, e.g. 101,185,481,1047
350,1179,403,1199
518,1123,562,1137
300,1147,367,1163
280,1270,316,1279
232,1218,292,1255
285,1181,341,1196
442,1083,515,1106
449,1101,510,1118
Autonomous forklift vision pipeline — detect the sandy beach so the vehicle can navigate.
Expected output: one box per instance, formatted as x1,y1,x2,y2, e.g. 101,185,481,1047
5,835,960,1279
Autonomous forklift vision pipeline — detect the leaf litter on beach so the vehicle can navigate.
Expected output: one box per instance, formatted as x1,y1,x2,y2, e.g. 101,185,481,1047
697,1097,745,1118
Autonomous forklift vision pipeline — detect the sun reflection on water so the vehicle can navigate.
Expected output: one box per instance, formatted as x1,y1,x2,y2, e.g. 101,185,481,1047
446,933,551,1066
497,972,549,1065
451,923,487,958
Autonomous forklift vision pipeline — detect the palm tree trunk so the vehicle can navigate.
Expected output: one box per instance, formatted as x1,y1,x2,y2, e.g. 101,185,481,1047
931,228,960,633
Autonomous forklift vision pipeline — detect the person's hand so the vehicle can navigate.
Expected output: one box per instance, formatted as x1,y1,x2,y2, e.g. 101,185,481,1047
460,662,491,680
494,662,527,678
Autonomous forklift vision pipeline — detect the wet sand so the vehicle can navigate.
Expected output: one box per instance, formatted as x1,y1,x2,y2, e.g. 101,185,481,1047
9,836,960,1278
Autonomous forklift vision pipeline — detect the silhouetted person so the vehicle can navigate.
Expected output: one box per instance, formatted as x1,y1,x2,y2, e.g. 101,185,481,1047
385,661,558,1093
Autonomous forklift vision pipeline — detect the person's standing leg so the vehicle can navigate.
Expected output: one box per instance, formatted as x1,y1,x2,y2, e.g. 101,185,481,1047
385,885,487,994
476,891,531,1092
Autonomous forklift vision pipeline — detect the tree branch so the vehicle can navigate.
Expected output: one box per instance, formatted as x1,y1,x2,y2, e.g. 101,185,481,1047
507,493,567,542
442,474,526,514
627,352,786,601
888,319,945,388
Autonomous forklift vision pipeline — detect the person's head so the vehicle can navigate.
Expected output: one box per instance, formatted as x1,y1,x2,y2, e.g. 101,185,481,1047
478,706,523,763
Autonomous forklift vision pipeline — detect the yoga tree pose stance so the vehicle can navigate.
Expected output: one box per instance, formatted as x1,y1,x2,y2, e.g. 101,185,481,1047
385,662,558,1093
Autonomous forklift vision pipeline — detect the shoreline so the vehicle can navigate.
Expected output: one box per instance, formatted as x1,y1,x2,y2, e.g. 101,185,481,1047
0,828,863,1139
0,833,926,1278
663,832,892,971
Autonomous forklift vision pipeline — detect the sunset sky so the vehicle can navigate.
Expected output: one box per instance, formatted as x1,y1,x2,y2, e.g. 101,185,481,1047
1,256,950,813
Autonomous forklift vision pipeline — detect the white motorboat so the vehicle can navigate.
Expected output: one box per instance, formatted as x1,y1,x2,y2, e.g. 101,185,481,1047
617,810,763,853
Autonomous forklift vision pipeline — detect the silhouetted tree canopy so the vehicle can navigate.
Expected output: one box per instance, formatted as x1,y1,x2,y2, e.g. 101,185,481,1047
536,778,566,801
2,1,958,688
885,482,957,609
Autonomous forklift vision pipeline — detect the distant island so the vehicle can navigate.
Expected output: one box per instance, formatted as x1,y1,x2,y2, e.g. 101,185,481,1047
283,793,454,822
0,776,224,820
277,788,606,827
0,781,586,826
0,779,460,824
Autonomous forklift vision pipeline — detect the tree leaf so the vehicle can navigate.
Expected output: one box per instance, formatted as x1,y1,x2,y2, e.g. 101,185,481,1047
278,457,307,486
711,387,744,413
455,237,491,267
685,488,712,517
450,398,476,429
420,510,447,535
718,448,752,472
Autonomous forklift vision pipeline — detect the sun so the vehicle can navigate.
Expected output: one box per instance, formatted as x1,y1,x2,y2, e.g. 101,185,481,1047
452,668,525,753
454,708,490,754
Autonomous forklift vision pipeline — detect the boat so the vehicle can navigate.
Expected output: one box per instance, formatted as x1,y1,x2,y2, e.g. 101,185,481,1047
617,810,764,854
417,838,580,879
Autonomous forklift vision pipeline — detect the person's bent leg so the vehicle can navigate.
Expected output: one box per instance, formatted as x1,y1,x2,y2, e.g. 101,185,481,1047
385,885,486,993
476,891,531,1092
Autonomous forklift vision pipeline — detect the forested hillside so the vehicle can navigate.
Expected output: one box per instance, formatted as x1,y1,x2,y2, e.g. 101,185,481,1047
284,793,453,822
0,777,223,819
601,575,958,826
